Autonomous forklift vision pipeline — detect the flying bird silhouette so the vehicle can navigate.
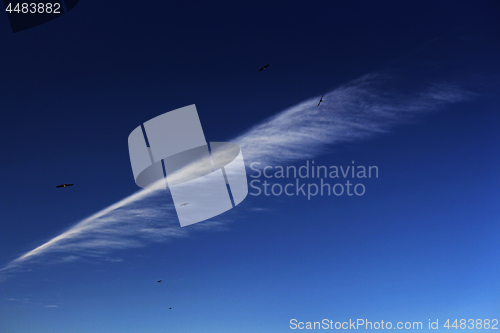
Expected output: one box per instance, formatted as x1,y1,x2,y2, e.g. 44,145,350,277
158,280,162,283
180,203,189,207
318,94,324,106
56,184,73,188
258,64,270,71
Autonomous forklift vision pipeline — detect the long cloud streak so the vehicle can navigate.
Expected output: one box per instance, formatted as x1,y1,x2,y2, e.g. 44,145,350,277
0,72,474,280
235,74,473,164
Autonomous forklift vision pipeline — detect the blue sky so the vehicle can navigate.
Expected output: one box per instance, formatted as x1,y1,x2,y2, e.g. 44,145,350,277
1,1,499,332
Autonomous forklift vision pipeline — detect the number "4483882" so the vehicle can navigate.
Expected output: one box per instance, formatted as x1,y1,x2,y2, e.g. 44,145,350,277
5,3,61,14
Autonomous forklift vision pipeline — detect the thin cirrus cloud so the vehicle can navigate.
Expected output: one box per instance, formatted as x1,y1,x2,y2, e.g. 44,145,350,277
0,72,474,281
235,73,473,165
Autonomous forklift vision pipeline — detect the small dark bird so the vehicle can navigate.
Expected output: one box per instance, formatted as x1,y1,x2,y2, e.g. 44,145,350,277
169,308,172,309
258,64,270,71
318,94,324,106
56,184,73,188
180,203,189,207
158,280,162,283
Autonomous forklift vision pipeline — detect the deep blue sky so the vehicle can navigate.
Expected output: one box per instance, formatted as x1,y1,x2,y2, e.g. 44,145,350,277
1,1,499,332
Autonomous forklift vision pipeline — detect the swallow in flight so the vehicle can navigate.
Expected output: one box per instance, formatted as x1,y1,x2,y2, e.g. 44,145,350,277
56,184,73,188
158,280,162,283
258,64,270,71
180,203,189,207
318,94,324,106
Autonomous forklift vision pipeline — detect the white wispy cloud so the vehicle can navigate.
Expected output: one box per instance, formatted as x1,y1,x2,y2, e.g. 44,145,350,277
0,72,474,281
235,74,473,165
